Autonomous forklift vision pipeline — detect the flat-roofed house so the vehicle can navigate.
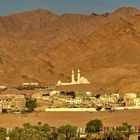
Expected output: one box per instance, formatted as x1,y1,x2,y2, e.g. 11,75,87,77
12,95,26,111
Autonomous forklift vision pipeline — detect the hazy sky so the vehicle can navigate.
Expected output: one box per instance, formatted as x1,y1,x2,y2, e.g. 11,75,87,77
0,0,140,16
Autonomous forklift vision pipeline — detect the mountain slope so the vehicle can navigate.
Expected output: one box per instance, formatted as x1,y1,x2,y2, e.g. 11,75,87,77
0,7,140,93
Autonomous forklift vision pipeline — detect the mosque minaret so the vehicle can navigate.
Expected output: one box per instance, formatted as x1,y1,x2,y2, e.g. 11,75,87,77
77,69,81,84
57,69,90,86
71,70,76,84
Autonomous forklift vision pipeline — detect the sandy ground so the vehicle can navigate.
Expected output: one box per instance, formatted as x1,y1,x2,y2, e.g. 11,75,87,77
0,110,140,128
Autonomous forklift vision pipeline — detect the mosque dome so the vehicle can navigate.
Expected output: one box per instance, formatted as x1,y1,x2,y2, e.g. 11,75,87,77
80,76,90,84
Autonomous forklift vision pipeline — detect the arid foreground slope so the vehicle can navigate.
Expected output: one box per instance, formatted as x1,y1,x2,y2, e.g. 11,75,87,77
0,110,140,128
0,7,140,92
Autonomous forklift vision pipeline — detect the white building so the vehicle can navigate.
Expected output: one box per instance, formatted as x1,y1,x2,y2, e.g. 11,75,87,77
57,69,90,86
22,82,39,86
49,90,60,96
100,94,119,103
125,93,137,98
64,98,82,104
134,98,140,106
86,92,92,96
124,93,139,106
12,95,26,111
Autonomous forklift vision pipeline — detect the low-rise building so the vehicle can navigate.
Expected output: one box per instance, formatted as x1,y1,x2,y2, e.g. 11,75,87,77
12,95,26,111
134,98,140,106
125,93,137,98
49,90,60,96
0,99,12,112
124,93,137,106
64,98,82,105
100,94,119,103
0,86,7,91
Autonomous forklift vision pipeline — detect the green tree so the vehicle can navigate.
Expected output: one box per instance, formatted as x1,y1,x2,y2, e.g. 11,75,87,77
9,122,58,140
0,127,7,140
20,128,37,140
9,127,23,140
96,106,102,111
57,133,66,140
85,119,103,134
26,99,37,112
57,125,77,140
23,123,32,128
103,129,124,140
22,123,48,140
122,122,133,139
38,122,42,126
49,127,58,140
66,91,76,98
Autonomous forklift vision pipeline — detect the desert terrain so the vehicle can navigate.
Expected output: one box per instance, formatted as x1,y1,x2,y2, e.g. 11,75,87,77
0,7,140,93
0,110,140,128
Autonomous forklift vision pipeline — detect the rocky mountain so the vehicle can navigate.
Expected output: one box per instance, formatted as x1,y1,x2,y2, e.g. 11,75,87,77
0,7,140,93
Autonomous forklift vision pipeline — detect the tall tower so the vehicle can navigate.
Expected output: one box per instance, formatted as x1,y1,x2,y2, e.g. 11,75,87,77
71,70,76,84
77,69,81,84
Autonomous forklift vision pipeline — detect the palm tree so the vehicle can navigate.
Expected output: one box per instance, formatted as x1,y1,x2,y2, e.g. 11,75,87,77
9,127,23,140
104,129,124,140
0,127,7,140
57,125,77,140
122,122,133,140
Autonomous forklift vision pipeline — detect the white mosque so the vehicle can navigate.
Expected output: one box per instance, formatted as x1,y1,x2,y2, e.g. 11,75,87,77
57,69,90,86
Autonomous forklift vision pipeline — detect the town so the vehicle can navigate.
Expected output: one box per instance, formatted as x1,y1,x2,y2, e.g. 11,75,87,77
0,70,140,113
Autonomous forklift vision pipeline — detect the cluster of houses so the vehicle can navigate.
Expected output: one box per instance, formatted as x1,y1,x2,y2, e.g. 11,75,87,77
36,89,140,111
0,88,140,113
0,70,140,112
124,93,140,106
0,94,26,113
